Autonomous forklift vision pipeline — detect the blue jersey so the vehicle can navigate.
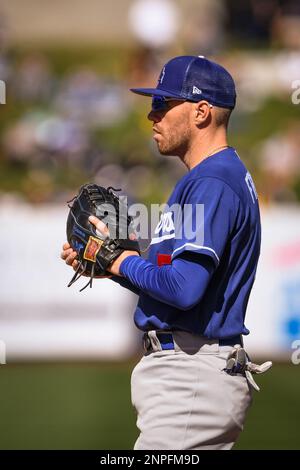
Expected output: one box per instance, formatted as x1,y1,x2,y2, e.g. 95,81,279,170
132,147,261,339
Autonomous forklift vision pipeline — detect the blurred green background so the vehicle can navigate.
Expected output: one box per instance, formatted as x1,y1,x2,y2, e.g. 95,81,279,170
0,361,299,450
1,45,300,205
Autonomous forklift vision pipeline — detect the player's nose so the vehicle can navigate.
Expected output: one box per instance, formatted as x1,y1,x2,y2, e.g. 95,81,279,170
147,110,160,123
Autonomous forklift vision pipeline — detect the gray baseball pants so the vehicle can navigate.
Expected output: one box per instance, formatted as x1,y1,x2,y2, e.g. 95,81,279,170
131,330,252,450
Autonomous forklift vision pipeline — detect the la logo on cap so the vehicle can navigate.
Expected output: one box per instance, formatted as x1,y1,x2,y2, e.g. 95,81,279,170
159,67,166,84
192,86,202,95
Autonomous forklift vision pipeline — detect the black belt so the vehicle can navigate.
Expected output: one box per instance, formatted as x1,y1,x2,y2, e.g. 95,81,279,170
143,331,242,353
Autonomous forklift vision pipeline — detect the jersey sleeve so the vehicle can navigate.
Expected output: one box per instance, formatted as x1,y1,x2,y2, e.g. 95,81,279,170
120,253,214,311
171,177,240,267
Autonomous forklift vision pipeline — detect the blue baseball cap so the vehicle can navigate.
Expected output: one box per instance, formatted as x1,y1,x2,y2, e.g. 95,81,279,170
130,55,236,109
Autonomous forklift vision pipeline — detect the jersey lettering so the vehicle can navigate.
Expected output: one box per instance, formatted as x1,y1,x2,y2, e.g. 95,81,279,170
154,211,175,235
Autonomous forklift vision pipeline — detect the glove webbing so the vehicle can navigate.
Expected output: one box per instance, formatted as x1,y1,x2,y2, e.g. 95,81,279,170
86,185,121,207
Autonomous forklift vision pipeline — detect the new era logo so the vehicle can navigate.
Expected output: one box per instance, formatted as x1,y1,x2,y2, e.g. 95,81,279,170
192,86,202,95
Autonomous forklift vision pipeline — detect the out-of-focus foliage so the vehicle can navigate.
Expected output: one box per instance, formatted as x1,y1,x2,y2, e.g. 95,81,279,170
0,46,187,205
0,45,300,205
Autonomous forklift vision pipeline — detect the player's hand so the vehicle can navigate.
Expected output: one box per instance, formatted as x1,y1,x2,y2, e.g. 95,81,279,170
60,242,112,279
61,242,78,269
88,216,140,276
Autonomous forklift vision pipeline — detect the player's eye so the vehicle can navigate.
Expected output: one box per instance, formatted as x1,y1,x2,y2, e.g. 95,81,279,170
151,96,170,112
151,96,186,112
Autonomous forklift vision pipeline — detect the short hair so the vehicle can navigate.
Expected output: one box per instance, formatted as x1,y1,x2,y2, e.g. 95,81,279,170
214,107,232,128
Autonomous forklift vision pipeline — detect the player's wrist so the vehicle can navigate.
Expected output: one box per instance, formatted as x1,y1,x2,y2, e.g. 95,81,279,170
108,251,140,276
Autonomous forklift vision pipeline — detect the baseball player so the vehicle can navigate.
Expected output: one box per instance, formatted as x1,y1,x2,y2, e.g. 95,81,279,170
61,55,271,450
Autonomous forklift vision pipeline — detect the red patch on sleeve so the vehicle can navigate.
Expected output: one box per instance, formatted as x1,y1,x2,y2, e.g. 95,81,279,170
157,253,172,266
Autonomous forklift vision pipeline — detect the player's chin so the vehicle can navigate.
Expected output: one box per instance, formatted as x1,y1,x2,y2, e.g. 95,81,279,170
158,146,176,156
155,140,174,156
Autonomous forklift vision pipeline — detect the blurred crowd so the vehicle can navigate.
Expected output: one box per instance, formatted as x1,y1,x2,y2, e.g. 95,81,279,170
0,0,300,205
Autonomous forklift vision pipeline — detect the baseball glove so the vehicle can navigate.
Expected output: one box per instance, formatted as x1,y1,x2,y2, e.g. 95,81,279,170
66,183,140,291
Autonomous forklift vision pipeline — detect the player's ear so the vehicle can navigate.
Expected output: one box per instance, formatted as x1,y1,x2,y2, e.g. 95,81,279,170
194,101,212,126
